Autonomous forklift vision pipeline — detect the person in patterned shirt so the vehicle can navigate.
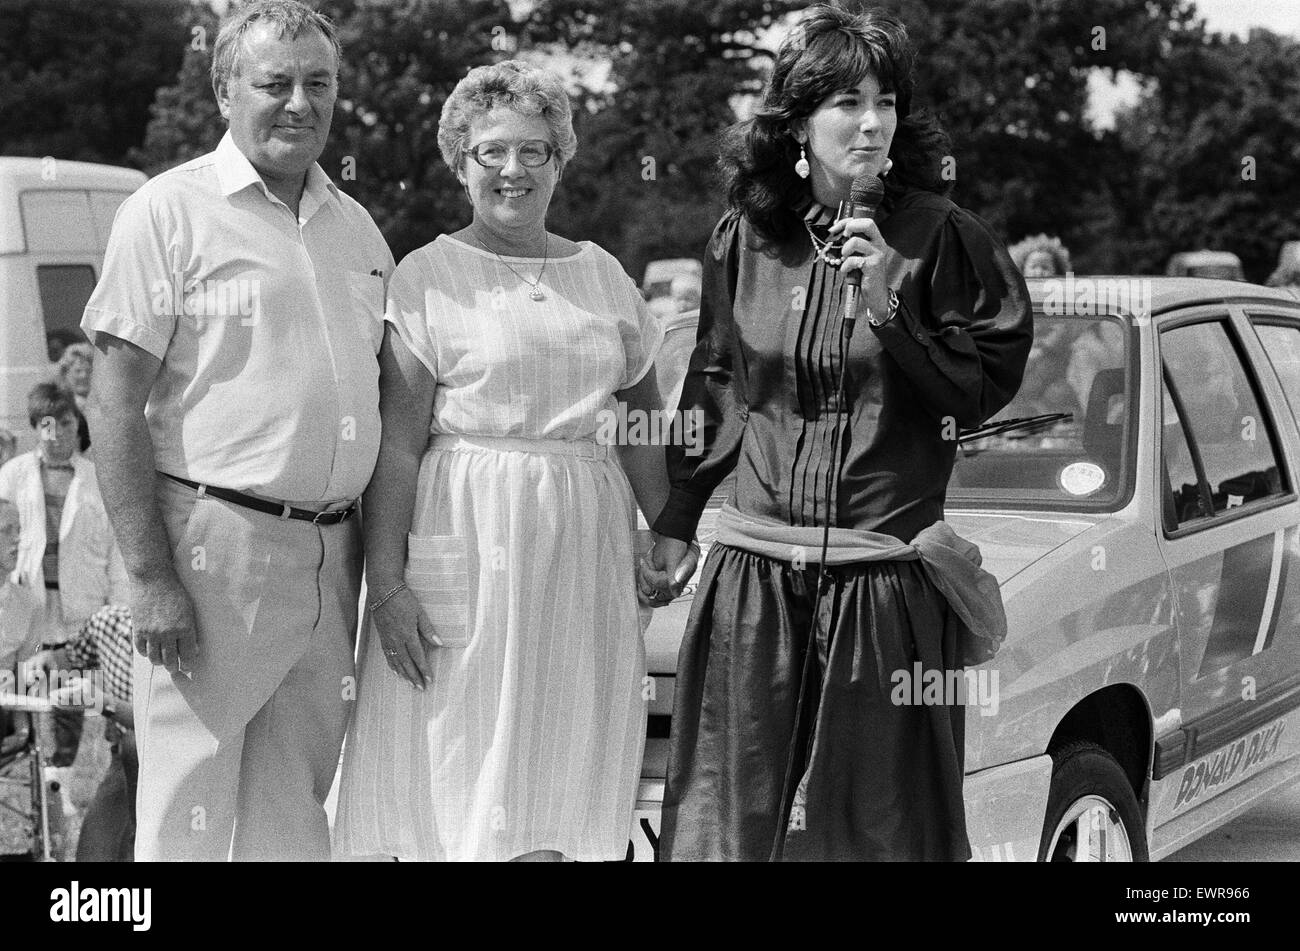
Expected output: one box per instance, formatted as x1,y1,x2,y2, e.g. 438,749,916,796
28,604,135,860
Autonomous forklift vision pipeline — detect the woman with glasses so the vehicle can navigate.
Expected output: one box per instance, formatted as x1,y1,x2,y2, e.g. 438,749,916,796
333,60,693,862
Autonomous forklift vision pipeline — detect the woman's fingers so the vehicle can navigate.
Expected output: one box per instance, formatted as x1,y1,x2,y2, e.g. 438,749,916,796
415,607,444,649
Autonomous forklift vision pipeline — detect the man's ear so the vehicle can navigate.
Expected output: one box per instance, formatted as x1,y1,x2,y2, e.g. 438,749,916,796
213,76,232,121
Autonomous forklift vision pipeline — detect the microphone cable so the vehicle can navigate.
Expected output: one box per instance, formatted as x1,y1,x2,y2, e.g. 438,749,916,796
769,292,856,861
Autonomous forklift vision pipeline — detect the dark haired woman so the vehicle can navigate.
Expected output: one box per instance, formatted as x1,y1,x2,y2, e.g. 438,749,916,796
640,4,1033,860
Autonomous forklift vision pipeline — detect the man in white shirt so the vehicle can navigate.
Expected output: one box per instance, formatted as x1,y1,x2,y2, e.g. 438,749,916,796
83,0,393,860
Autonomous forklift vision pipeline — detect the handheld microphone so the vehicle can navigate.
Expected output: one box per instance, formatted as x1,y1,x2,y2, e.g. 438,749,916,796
836,174,886,336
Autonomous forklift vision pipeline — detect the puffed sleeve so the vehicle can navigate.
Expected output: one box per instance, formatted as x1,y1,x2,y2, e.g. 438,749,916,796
617,276,665,390
652,213,746,542
382,250,439,384
871,206,1033,428
81,187,179,360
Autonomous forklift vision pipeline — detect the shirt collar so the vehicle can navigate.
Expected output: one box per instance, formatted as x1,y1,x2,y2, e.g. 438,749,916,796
799,196,838,229
795,190,893,231
214,131,339,213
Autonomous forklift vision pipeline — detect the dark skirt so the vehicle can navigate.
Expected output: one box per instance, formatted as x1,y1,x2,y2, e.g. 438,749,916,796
660,543,970,861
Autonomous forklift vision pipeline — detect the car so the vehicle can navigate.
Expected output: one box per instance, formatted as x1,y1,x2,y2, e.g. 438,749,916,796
629,274,1300,861
1166,250,1245,282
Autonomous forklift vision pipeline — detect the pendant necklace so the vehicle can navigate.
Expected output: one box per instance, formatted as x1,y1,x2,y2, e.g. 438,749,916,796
474,231,549,301
804,220,843,267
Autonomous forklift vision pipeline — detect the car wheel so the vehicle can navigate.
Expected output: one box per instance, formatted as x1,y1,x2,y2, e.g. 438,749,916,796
1037,740,1148,862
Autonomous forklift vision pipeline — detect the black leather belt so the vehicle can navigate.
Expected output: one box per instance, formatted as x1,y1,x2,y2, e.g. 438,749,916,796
159,473,357,525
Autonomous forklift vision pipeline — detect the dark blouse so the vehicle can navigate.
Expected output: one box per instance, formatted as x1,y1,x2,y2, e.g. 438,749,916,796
653,188,1034,545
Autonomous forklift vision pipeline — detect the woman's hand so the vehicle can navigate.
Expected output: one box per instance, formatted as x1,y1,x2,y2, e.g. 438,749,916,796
371,586,440,691
638,534,699,607
829,214,892,318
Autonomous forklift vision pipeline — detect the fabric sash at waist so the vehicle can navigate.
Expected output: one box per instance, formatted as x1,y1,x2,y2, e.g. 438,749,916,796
428,433,611,461
716,503,1007,654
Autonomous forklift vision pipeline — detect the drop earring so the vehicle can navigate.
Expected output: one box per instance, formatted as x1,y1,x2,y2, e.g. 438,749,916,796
794,145,810,179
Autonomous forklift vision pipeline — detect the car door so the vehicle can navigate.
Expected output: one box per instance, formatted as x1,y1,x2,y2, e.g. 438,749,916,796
1153,306,1300,820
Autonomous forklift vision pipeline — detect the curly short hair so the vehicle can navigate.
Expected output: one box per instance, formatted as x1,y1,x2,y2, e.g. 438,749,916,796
211,0,341,93
721,4,952,246
57,341,93,377
1008,234,1072,275
437,60,578,176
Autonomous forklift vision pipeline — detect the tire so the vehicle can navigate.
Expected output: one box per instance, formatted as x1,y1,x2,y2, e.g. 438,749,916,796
1037,740,1149,862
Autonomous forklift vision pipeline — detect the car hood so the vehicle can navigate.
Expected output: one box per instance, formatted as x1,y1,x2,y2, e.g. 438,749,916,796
943,509,1104,584
644,508,1105,674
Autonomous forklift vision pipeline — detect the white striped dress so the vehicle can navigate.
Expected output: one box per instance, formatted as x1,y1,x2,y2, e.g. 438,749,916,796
333,235,662,861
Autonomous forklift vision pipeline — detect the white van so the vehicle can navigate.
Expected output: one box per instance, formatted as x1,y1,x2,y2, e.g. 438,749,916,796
0,157,147,449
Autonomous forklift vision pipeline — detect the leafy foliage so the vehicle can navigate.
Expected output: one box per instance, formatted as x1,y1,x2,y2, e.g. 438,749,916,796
0,0,192,163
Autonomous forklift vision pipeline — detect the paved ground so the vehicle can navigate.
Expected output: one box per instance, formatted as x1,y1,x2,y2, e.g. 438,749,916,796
7,717,1297,861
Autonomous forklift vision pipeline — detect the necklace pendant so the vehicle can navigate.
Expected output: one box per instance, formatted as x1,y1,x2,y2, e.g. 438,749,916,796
529,286,545,301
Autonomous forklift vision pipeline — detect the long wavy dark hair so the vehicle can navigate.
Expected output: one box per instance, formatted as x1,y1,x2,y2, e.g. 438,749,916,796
723,4,952,246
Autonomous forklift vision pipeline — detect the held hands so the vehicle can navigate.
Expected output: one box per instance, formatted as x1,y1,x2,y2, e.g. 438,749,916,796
131,573,199,677
370,585,441,691
638,534,700,608
829,215,892,318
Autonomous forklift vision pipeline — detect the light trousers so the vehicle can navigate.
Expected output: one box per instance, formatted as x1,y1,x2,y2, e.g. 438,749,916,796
133,477,360,861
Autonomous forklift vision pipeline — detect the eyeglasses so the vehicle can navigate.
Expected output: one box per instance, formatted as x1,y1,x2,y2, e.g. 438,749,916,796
463,139,555,168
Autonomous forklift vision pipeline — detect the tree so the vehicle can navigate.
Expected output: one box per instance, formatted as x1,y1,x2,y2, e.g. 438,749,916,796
525,0,807,280
1113,28,1300,280
135,0,514,260
0,0,192,164
129,6,224,175
874,0,1208,271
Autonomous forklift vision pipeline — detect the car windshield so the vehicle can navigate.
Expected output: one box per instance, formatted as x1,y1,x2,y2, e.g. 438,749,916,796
949,315,1133,510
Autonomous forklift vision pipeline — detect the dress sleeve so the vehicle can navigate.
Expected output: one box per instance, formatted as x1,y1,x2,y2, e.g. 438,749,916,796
618,275,665,390
382,252,438,383
870,206,1033,428
652,213,746,542
80,188,179,360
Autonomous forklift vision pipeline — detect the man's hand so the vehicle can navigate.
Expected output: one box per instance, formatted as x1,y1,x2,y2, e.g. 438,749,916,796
638,534,699,607
131,573,200,676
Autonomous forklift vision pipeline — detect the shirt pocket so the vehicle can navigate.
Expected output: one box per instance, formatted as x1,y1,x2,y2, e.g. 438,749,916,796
405,533,471,647
347,272,386,353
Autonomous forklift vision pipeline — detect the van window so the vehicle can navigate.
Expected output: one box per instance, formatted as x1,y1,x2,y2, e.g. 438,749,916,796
20,191,99,253
36,265,96,346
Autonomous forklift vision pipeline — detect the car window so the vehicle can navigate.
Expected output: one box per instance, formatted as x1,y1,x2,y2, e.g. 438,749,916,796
1252,322,1300,424
949,315,1132,510
1160,321,1285,529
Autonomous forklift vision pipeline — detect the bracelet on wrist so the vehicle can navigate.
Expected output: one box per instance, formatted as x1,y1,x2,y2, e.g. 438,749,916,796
867,287,900,328
368,582,407,613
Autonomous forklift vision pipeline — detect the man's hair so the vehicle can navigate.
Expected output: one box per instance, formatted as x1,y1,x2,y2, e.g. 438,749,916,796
27,382,78,429
211,0,341,93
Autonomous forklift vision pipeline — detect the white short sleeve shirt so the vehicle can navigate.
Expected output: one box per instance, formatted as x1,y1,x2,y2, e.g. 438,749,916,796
82,132,395,502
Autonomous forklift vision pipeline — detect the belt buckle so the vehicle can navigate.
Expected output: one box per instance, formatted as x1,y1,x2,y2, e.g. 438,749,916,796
312,504,352,525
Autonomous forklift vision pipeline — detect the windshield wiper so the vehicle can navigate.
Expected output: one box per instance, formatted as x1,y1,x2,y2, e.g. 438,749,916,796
959,412,1073,444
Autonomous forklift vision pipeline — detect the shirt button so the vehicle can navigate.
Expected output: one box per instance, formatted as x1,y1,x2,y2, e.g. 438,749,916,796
915,332,926,342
